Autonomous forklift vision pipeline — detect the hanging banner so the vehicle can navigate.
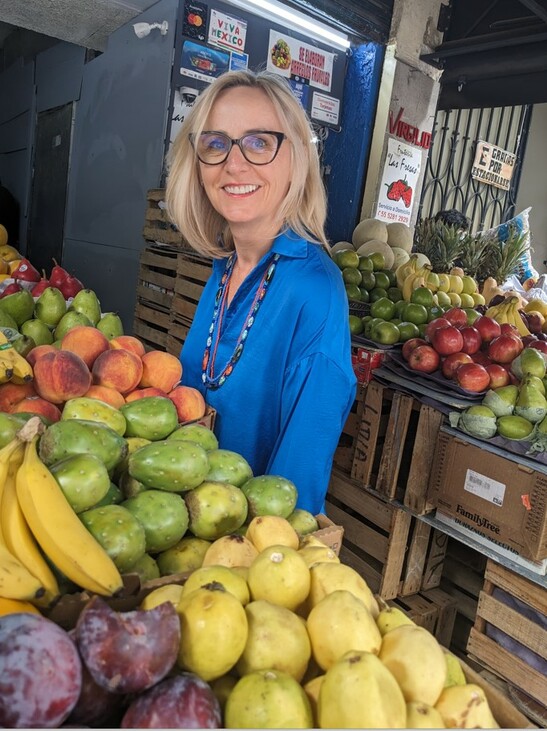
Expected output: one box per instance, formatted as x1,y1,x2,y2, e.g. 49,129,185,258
208,9,247,52
375,137,422,226
266,30,334,93
471,140,516,191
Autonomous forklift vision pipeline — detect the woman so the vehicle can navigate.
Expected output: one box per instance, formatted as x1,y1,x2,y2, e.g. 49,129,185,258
166,69,356,515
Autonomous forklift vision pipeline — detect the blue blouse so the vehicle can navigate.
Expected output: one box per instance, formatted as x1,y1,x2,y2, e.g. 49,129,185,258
180,229,357,514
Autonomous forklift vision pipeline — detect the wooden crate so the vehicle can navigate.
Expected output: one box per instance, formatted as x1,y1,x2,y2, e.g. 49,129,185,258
389,586,458,646
133,301,171,351
135,244,179,311
326,469,448,599
171,252,212,325
350,380,443,512
142,189,189,247
333,385,366,473
166,317,190,357
467,560,547,709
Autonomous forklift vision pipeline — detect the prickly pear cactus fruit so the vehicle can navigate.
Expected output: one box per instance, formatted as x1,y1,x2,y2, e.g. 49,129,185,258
128,440,209,492
61,397,127,436
122,490,189,553
50,453,110,513
205,449,253,487
184,481,248,540
38,419,128,473
241,475,298,519
120,397,179,441
79,504,146,572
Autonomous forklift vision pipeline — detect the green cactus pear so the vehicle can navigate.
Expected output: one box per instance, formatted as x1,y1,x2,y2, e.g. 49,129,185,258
127,553,160,584
184,480,248,540
0,412,27,448
80,504,146,572
287,509,319,536
121,397,179,441
61,396,127,436
241,475,297,519
50,453,110,513
118,470,148,498
128,440,209,492
156,536,211,576
91,481,123,508
122,489,189,553
206,449,253,487
38,419,128,472
167,423,219,451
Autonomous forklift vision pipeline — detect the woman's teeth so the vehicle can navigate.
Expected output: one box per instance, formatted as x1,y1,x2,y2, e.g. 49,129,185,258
224,185,259,194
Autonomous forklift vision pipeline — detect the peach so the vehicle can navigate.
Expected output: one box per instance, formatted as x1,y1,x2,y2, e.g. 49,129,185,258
0,381,37,413
168,385,206,423
125,387,169,403
84,384,126,410
139,351,182,393
11,396,62,423
110,335,146,358
26,344,58,369
61,326,110,369
33,351,92,405
92,349,144,396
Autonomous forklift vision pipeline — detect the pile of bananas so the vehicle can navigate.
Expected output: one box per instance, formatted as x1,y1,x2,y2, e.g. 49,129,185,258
0,418,122,607
0,332,33,384
485,295,530,336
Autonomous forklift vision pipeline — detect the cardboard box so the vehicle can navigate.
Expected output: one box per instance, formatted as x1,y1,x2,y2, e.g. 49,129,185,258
313,513,344,555
430,429,547,563
351,345,385,385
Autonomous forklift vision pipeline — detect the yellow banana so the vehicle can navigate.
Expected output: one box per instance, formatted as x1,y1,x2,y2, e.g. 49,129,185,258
16,434,124,596
0,332,9,345
0,542,47,601
402,265,430,301
1,447,60,607
508,298,530,336
0,351,14,383
0,345,33,383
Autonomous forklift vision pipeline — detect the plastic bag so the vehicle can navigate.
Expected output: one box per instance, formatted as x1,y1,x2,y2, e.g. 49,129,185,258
482,207,538,283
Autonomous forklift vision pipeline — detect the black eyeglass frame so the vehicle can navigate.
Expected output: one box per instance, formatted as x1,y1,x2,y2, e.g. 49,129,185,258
189,131,286,166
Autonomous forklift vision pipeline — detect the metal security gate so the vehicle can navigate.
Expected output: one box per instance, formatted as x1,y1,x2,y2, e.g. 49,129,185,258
418,104,532,232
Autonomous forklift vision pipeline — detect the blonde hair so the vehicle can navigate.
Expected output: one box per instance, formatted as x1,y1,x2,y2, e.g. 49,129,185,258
165,70,328,258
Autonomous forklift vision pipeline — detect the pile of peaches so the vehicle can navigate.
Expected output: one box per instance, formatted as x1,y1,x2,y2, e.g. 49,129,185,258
0,326,205,424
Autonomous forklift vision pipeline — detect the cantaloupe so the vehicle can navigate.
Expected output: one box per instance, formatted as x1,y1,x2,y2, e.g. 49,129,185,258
330,240,355,255
390,247,410,270
355,240,395,270
386,222,413,252
352,218,388,247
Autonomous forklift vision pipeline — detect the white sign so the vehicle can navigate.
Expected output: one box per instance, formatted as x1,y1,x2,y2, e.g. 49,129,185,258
208,9,247,52
266,30,334,92
311,92,339,126
464,469,505,507
471,140,516,191
375,137,422,226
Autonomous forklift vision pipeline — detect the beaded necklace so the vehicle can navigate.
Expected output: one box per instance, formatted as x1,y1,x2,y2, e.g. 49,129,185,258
201,252,280,389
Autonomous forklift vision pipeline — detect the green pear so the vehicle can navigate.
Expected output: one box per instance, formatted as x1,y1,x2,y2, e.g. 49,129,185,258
35,287,67,329
20,318,54,346
96,312,124,340
69,289,101,326
12,334,36,358
54,310,94,341
0,289,35,327
0,308,18,331
514,376,547,423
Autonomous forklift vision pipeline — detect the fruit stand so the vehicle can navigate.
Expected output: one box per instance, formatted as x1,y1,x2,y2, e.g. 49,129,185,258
0,204,544,728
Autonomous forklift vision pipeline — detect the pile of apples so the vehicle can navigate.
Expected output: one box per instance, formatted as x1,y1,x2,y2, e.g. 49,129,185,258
399,306,546,393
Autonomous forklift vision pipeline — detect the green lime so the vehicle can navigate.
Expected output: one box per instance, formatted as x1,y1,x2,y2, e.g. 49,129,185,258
418,322,428,337
364,317,384,338
345,284,362,301
410,286,434,308
336,250,360,269
342,267,363,286
398,321,420,341
464,308,481,324
362,315,372,325
371,320,400,345
370,252,386,271
387,287,403,302
381,269,397,287
373,271,391,290
349,315,364,336
394,299,407,318
360,271,376,290
390,318,402,326
427,305,445,322
370,297,396,321
402,302,429,325
359,288,370,303
369,287,388,302
358,255,374,272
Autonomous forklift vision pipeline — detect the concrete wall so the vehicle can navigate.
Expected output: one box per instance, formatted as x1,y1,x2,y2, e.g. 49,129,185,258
516,103,547,272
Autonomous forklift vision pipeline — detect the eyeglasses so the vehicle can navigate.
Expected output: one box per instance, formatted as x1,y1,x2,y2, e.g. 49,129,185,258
189,131,286,165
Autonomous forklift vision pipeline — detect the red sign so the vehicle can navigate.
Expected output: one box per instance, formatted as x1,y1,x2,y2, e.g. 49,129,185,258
389,108,431,150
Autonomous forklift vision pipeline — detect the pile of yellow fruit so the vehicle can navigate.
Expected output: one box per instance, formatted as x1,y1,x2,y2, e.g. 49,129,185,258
396,255,486,309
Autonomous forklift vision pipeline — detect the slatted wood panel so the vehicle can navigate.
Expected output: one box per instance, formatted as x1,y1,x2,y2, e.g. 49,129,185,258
333,385,366,473
142,189,190,247
171,252,212,323
468,560,547,709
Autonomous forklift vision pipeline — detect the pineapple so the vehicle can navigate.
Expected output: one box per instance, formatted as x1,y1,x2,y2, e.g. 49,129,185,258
413,219,464,273
457,233,491,280
476,224,529,284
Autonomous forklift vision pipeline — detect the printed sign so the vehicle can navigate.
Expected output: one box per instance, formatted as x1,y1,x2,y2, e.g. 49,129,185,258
229,50,248,71
180,40,230,83
311,92,339,126
266,30,334,93
375,137,422,226
182,0,207,42
208,9,247,52
471,140,516,191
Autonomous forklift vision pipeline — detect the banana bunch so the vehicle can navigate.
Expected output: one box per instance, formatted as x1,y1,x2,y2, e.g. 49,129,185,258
0,418,124,606
485,295,530,336
0,332,33,385
401,264,435,301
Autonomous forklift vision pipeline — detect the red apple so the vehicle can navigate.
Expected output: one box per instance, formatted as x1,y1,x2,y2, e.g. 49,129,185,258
459,326,482,355
431,325,464,356
455,362,491,392
474,316,501,343
441,352,473,380
471,351,492,367
500,322,519,336
485,363,510,389
407,344,441,374
425,317,450,343
526,311,544,335
488,333,524,364
529,340,547,355
401,337,427,361
444,307,468,328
